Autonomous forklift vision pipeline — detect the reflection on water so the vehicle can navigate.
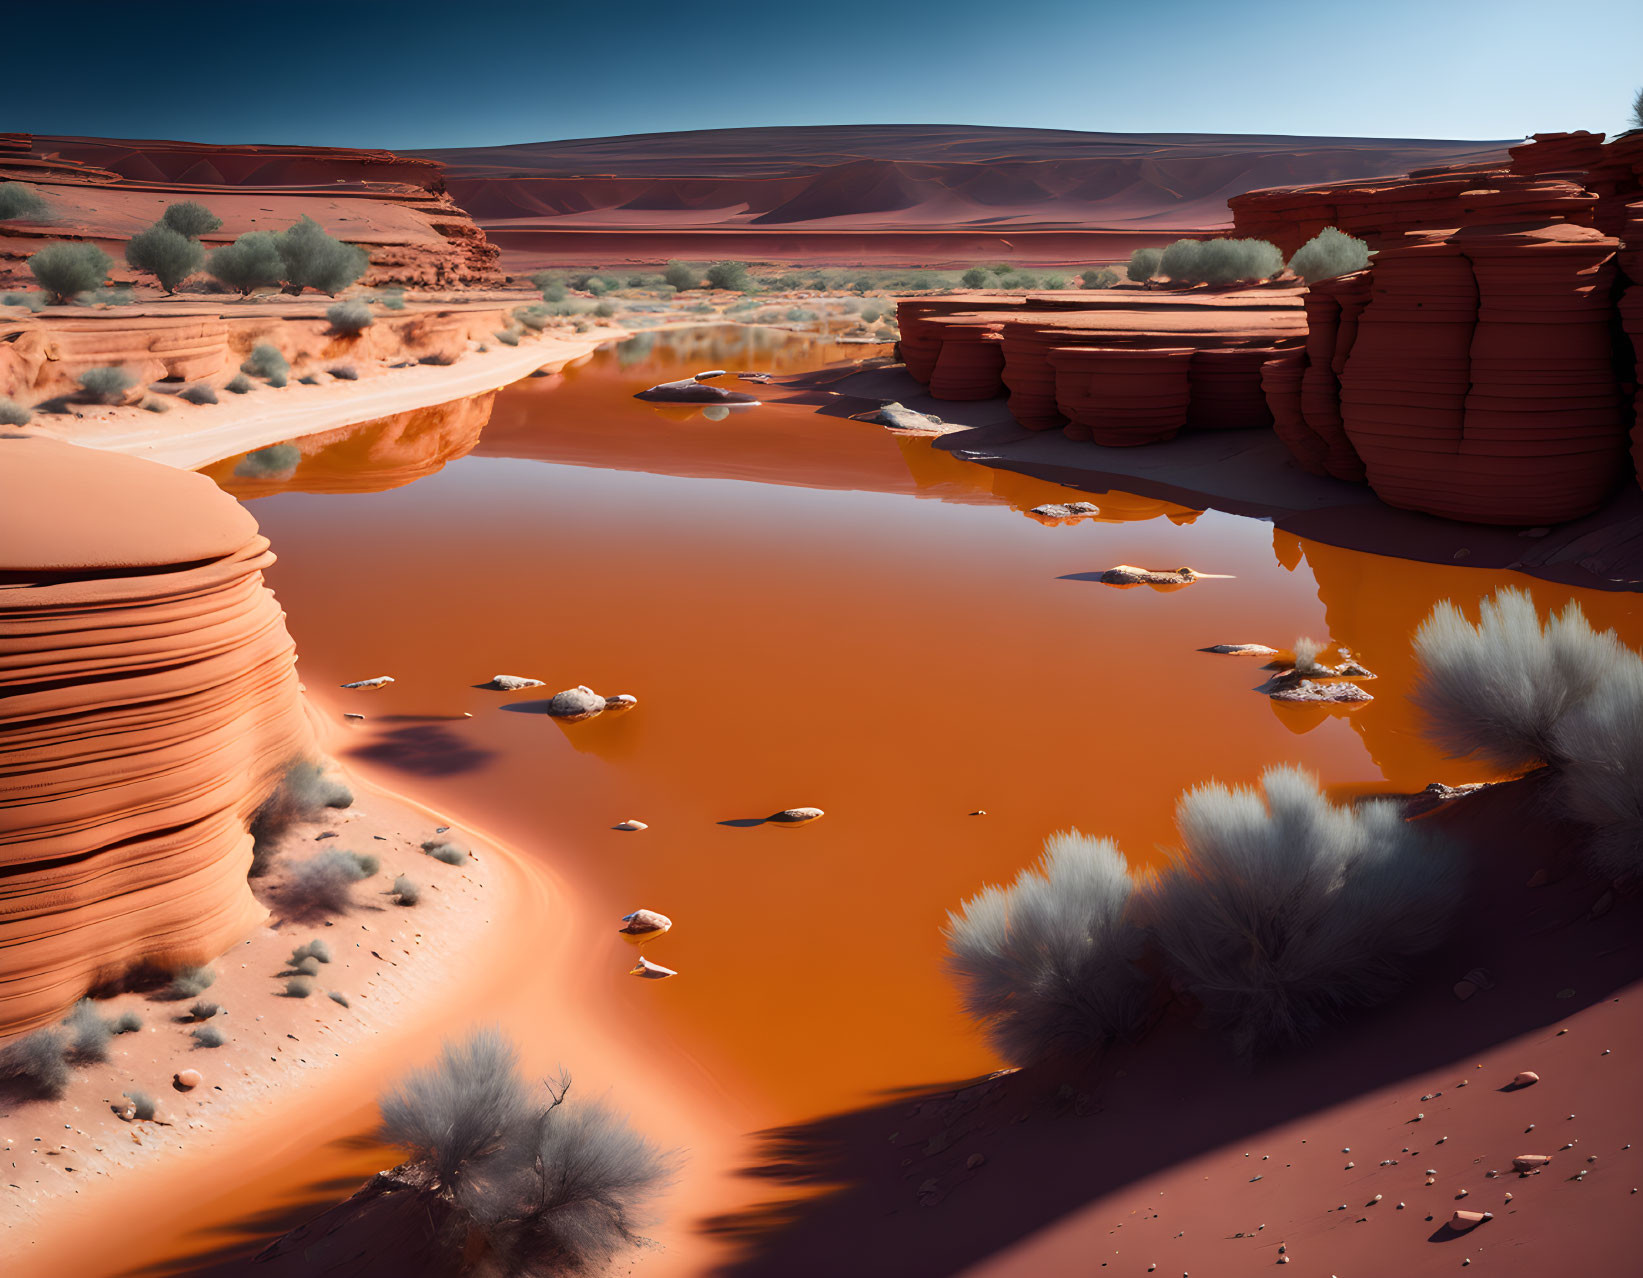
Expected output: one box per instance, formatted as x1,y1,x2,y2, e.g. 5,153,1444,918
191,324,1643,1267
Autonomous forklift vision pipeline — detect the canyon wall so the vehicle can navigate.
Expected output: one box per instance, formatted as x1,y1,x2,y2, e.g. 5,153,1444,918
0,438,317,1034
0,133,503,289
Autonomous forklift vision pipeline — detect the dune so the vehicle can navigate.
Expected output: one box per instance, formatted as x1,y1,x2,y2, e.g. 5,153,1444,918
0,436,316,1033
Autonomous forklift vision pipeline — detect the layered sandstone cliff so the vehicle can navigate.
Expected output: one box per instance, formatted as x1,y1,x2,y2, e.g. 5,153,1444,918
0,438,316,1033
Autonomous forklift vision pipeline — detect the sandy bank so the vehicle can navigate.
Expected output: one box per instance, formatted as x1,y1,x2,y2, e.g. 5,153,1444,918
19,325,625,470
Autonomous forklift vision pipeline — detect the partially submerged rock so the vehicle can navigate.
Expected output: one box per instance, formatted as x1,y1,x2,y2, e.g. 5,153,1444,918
635,376,759,404
602,693,638,714
619,908,672,935
848,401,956,434
1030,501,1102,520
615,819,648,832
1204,643,1281,657
545,685,607,721
630,956,677,979
768,807,825,826
341,675,394,690
486,674,544,691
1267,678,1375,704
1097,565,1228,586
1425,781,1491,801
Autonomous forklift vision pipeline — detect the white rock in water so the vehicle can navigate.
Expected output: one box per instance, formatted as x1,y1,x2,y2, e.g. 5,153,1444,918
1204,643,1280,657
1099,565,1230,586
602,694,638,714
341,676,395,689
615,820,648,832
1031,501,1101,519
693,369,728,381
619,908,673,935
768,807,825,825
489,674,544,691
1269,679,1374,704
630,956,677,979
344,712,366,720
545,685,606,721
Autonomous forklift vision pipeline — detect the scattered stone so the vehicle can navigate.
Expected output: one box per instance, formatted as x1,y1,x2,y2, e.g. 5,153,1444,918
619,909,672,935
486,674,544,691
1510,1071,1540,1089
615,820,648,832
173,1069,202,1090
344,712,366,721
969,809,987,816
1203,643,1281,657
602,694,639,714
1450,1210,1491,1232
629,956,677,980
1512,1154,1552,1172
340,675,394,689
1097,565,1228,586
767,807,825,826
545,685,607,721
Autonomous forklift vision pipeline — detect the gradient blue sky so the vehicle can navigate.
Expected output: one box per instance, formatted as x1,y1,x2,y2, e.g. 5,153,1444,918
11,0,1640,148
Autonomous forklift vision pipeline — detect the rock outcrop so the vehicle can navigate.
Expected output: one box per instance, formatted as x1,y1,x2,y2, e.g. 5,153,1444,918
0,437,316,1033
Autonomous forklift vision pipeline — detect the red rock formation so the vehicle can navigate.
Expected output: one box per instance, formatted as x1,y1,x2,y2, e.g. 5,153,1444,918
1048,346,1197,444
1294,271,1372,481
0,438,317,1033
1261,351,1322,474
0,133,503,289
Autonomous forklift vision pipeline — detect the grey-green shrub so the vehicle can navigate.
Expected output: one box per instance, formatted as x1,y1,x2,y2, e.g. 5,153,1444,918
276,216,369,295
494,328,521,346
326,299,374,335
328,990,351,1008
961,267,990,288
391,875,421,906
1288,227,1371,284
663,260,700,291
191,1025,226,1048
946,831,1151,1064
377,288,407,310
142,398,169,413
0,1029,70,1097
248,759,352,873
63,1000,114,1061
513,304,550,332
189,1001,219,1021
1148,767,1459,1056
0,397,32,425
285,848,379,913
0,182,48,221
179,382,218,405
225,373,254,394
209,232,285,295
1159,237,1283,286
1081,267,1119,289
110,1010,142,1034
29,242,112,303
3,290,48,312
168,965,217,999
707,261,753,292
77,366,135,403
124,1090,158,1120
1125,248,1162,284
161,201,222,238
125,224,204,293
594,299,616,318
423,839,467,865
292,939,331,964
285,976,314,998
240,343,289,383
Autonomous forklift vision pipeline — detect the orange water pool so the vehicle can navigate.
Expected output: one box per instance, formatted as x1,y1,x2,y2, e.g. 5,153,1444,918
178,324,1643,1269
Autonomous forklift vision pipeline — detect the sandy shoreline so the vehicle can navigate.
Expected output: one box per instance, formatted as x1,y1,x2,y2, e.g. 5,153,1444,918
19,326,628,471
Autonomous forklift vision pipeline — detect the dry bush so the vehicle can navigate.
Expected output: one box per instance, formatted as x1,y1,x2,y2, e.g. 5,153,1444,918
284,849,378,914
1149,767,1460,1056
945,832,1152,1064
249,760,354,874
1288,226,1370,283
1549,660,1643,882
192,1025,226,1048
391,875,421,906
167,965,216,1000
1,1028,70,1097
63,1000,113,1061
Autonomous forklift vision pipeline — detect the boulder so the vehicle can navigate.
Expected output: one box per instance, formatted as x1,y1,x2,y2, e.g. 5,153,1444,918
767,807,825,825
545,685,606,721
1449,1210,1492,1233
635,378,759,404
619,908,672,935
486,674,543,691
614,819,648,832
1267,678,1374,704
174,1068,203,1090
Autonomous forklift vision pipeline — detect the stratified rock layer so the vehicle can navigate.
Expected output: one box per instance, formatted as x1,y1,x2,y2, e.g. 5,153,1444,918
0,438,316,1033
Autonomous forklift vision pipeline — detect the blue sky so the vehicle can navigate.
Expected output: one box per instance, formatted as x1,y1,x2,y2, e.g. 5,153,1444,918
10,0,1640,148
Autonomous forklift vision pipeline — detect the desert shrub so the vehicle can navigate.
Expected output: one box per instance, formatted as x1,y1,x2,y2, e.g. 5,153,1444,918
785,307,817,322
179,382,218,405
191,1025,226,1048
276,216,369,295
530,271,563,295
1288,227,1371,284
89,286,135,307
125,223,204,293
594,299,616,318
0,1029,70,1097
124,1090,157,1120
423,840,467,865
1125,247,1162,284
328,990,351,1007
1413,589,1630,771
63,1000,114,1061
240,343,290,382
377,288,407,310
663,260,701,291
0,397,32,425
584,276,612,296
248,759,353,874
391,875,421,906
706,261,753,292
1160,237,1283,286
1291,636,1326,675
234,443,300,482
0,182,48,221
285,849,379,913
1149,767,1460,1056
292,939,332,964
3,290,49,312
285,976,314,998
169,965,217,999
873,325,898,340
961,267,990,289
326,299,374,335
162,201,222,238
1043,275,1067,289
111,1010,142,1034
189,1001,219,1021
513,304,551,332
142,398,170,413
946,832,1152,1064
1550,661,1643,880
329,363,358,379
494,328,521,346
859,306,881,323
208,232,285,295
1081,267,1119,289
225,373,254,394
77,366,135,404
292,955,322,976
29,242,112,303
